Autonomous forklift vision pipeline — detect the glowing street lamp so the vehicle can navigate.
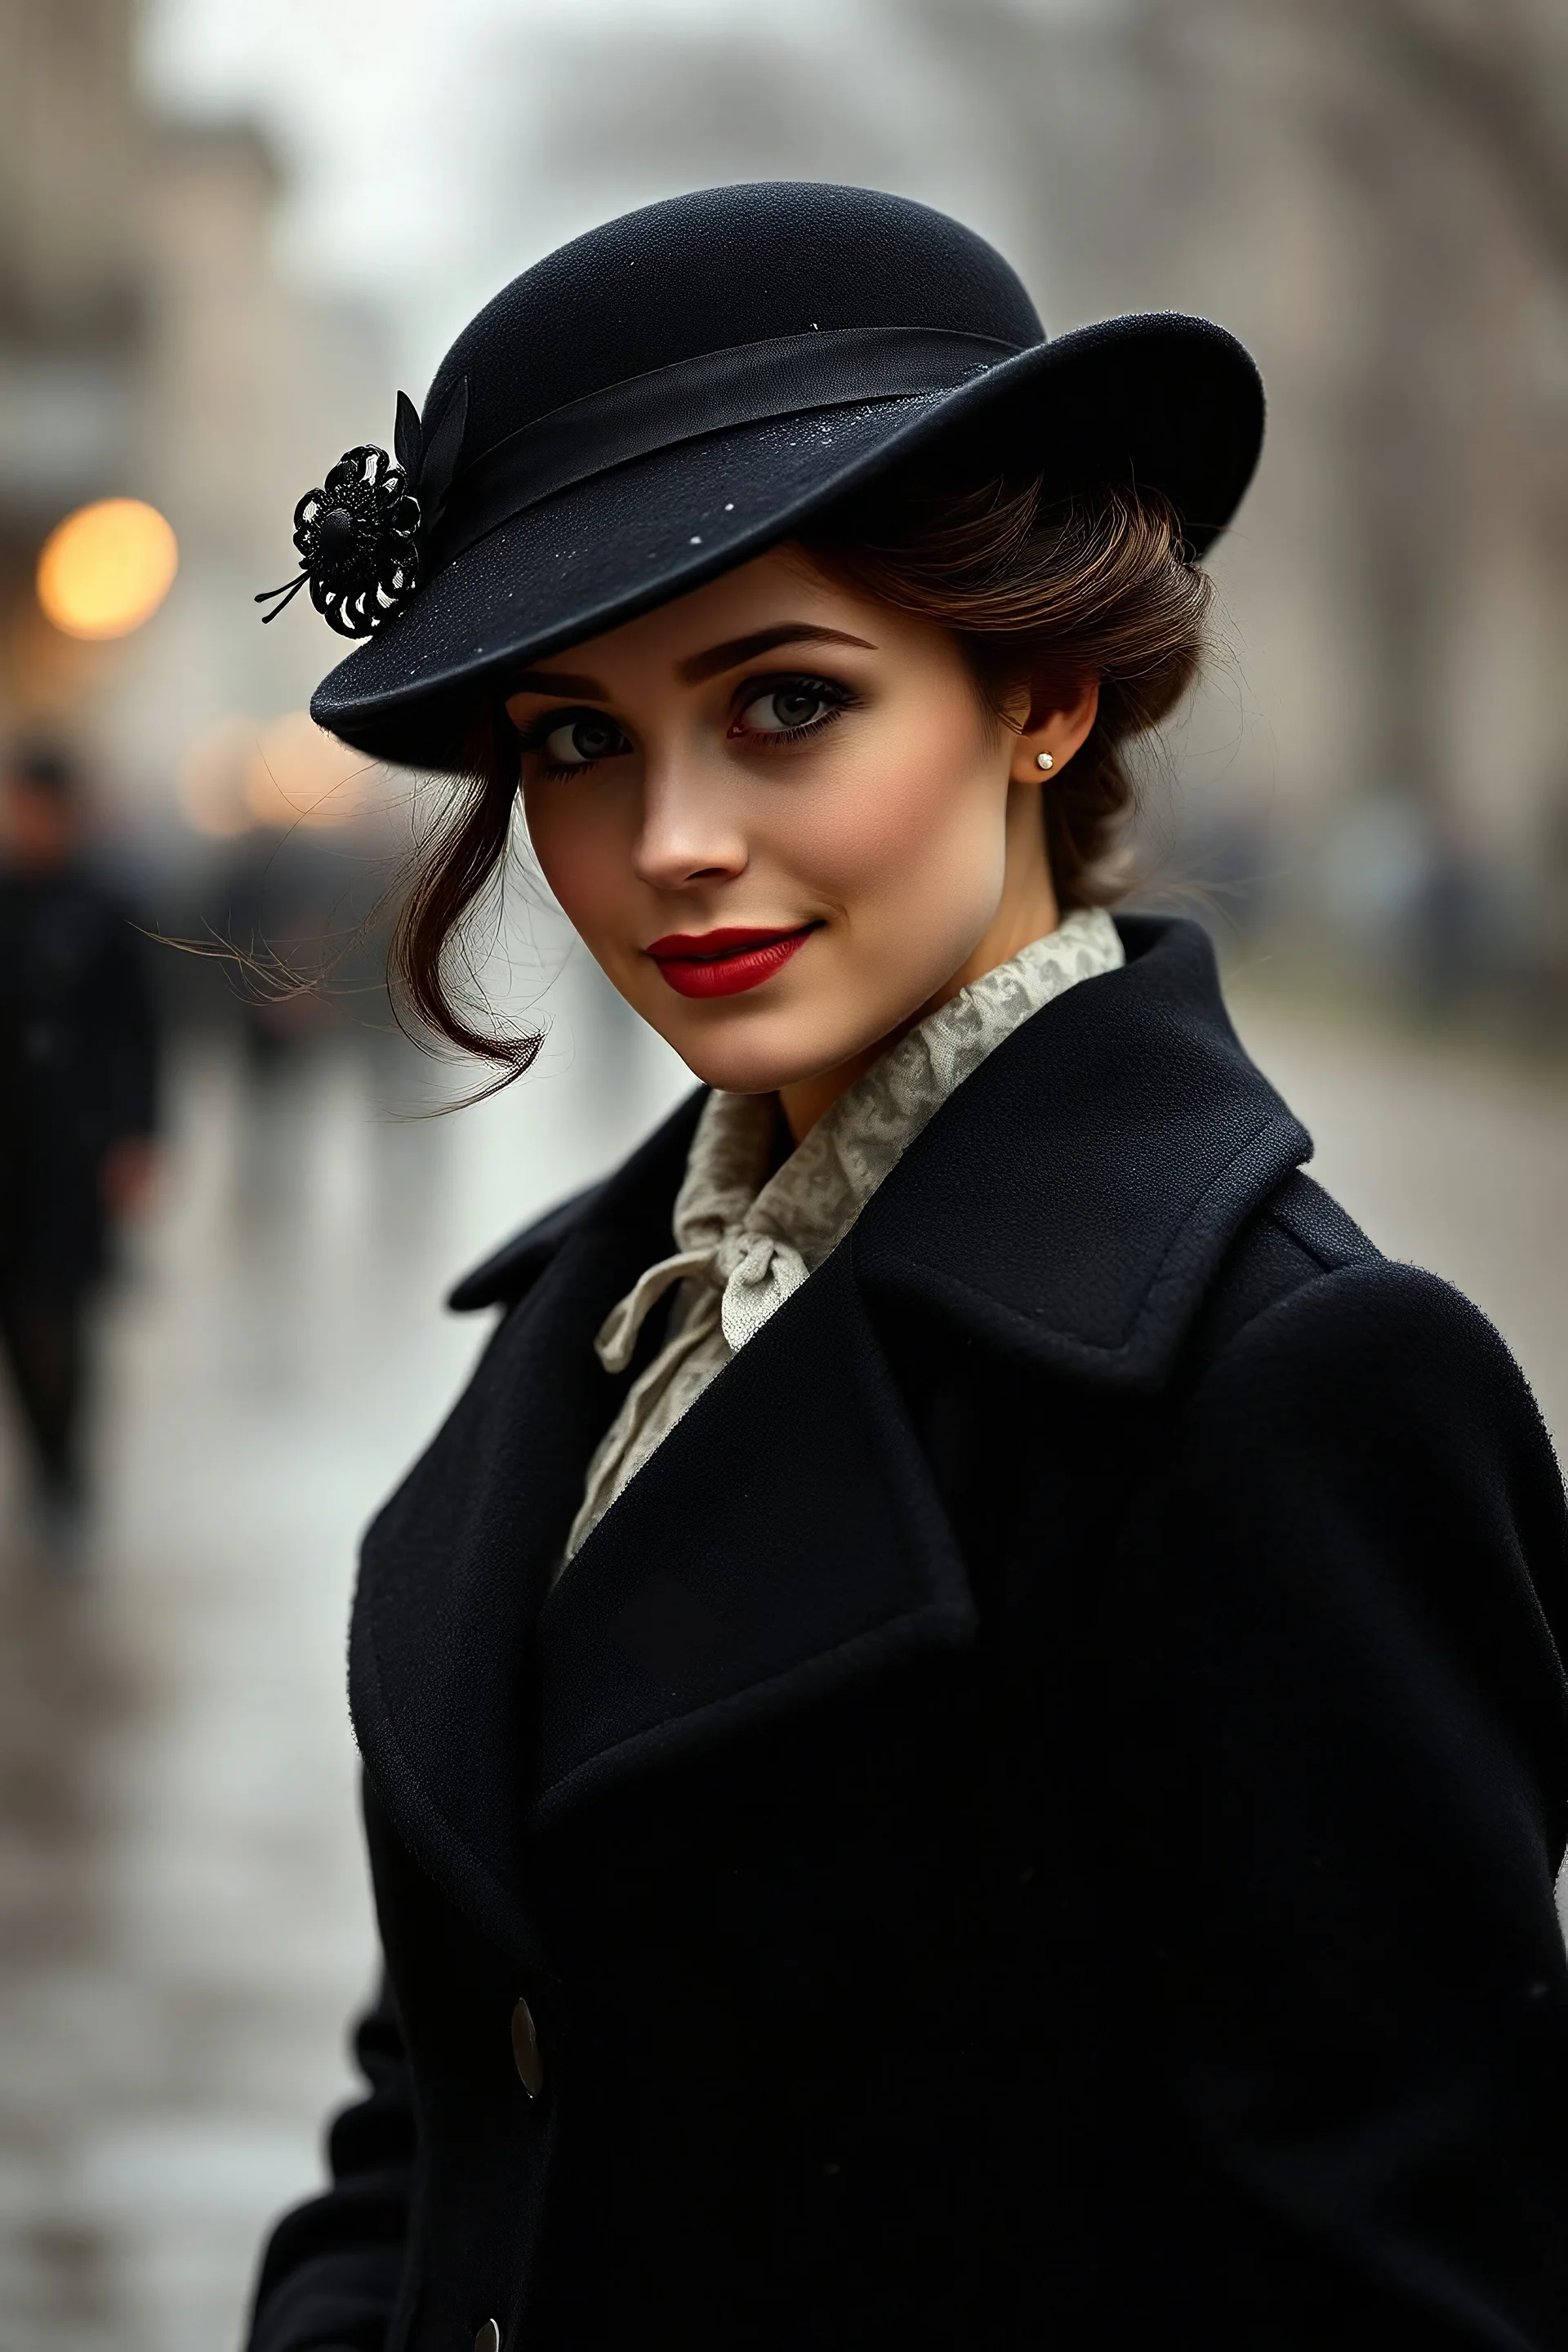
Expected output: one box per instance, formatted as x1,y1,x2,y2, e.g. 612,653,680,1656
36,497,179,640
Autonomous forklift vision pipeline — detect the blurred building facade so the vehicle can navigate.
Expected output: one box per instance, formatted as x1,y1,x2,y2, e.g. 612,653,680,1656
0,0,144,753
4,0,1566,1027
480,0,1568,1020
0,0,387,889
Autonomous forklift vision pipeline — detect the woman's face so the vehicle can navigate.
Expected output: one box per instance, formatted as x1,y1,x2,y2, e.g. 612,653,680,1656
510,545,1094,1106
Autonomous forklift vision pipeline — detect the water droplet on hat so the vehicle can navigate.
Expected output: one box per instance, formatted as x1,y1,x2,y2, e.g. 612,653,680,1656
689,535,702,545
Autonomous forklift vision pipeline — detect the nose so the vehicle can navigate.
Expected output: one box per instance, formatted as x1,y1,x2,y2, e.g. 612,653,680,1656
631,754,747,892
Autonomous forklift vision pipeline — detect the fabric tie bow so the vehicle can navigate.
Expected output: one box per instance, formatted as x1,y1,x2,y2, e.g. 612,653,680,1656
595,1227,810,1374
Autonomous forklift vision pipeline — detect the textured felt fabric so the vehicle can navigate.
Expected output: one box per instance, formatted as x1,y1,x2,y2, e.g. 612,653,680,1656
306,185,1265,768
247,917,1568,2352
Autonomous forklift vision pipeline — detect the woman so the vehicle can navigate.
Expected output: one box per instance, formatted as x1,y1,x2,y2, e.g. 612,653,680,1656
248,185,1568,2352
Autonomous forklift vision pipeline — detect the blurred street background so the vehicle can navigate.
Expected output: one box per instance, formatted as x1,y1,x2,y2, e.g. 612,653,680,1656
0,1,1565,2345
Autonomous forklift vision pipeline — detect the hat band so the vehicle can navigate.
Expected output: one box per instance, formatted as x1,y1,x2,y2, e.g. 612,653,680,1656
426,325,1024,570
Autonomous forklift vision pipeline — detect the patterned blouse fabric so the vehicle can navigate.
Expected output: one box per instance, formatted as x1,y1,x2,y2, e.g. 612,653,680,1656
559,907,1125,1568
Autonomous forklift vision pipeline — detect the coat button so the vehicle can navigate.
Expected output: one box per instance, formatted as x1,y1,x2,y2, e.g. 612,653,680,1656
474,2323,501,2352
510,1995,543,2097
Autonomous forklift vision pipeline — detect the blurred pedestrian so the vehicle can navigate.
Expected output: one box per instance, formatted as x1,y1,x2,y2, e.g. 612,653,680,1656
0,746,158,1552
252,188,1568,2350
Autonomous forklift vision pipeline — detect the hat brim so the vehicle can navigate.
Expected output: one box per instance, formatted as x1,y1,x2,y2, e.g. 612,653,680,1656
310,313,1263,768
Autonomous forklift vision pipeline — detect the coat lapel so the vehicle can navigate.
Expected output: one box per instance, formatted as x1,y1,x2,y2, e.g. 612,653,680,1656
349,1095,702,1958
527,919,1311,1832
526,1245,974,1828
352,915,1312,1931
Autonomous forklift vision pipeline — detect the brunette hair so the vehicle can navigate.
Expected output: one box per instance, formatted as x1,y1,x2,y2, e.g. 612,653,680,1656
390,470,1211,1079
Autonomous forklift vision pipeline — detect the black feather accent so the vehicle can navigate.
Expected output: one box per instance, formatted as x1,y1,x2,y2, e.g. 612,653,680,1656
416,376,469,532
393,389,424,480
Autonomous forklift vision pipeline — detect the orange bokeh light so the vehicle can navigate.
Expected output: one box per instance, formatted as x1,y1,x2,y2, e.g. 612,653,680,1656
177,711,372,837
37,498,179,640
249,710,371,829
179,717,261,839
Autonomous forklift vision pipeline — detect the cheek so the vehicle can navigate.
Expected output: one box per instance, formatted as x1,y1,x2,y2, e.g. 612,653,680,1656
785,692,1004,904
522,783,630,938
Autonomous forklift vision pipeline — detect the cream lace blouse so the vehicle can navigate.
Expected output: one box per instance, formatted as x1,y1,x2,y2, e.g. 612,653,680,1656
559,907,1125,1568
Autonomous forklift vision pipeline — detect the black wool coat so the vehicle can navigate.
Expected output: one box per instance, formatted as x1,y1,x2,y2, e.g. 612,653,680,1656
0,864,158,1281
250,917,1568,2352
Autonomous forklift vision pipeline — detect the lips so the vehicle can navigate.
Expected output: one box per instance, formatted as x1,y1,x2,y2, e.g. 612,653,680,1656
645,924,817,1000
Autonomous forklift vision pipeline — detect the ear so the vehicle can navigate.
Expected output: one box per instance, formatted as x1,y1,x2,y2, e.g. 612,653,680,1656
1011,676,1100,785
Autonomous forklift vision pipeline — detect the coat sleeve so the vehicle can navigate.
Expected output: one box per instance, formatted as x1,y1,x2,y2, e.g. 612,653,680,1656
1104,1258,1568,2349
245,1972,416,2352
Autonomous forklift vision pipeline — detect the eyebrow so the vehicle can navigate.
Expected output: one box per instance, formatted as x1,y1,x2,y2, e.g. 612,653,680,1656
676,623,875,685
506,623,875,706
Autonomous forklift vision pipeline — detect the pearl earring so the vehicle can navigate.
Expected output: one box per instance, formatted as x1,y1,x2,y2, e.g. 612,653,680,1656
1036,751,1054,772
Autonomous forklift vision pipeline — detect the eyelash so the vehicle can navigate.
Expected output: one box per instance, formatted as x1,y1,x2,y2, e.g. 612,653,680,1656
515,673,861,778
512,714,624,779
729,673,860,749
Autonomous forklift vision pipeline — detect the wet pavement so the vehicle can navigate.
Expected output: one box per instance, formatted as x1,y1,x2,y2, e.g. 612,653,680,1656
0,968,1564,2350
0,956,688,2352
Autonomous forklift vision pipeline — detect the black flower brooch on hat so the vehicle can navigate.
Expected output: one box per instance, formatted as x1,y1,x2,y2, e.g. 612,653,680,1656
256,380,467,638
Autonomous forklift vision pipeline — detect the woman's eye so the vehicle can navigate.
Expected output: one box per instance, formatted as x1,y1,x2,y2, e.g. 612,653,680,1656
738,681,837,735
539,713,629,768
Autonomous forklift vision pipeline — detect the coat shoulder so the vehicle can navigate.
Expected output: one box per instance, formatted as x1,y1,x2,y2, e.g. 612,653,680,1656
444,1085,705,1316
1183,1195,1565,1552
1162,1233,1568,1766
446,1183,604,1312
1187,1172,1554,1457
1180,1168,1379,1370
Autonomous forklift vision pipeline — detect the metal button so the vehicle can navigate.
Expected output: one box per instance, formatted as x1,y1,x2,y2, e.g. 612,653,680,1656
510,1995,543,2098
474,2322,501,2352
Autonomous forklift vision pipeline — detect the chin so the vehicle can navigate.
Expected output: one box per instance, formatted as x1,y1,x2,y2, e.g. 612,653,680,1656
666,1034,832,1097
652,1004,877,1098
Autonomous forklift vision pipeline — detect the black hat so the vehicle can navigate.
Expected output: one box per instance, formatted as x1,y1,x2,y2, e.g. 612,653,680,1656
293,183,1263,768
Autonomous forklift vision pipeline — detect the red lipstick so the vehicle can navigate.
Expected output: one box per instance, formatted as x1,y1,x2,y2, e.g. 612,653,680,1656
645,924,817,999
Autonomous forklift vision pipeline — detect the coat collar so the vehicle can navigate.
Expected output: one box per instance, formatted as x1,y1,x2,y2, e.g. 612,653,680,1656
352,917,1310,1939
851,913,1312,1387
453,915,1311,1394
